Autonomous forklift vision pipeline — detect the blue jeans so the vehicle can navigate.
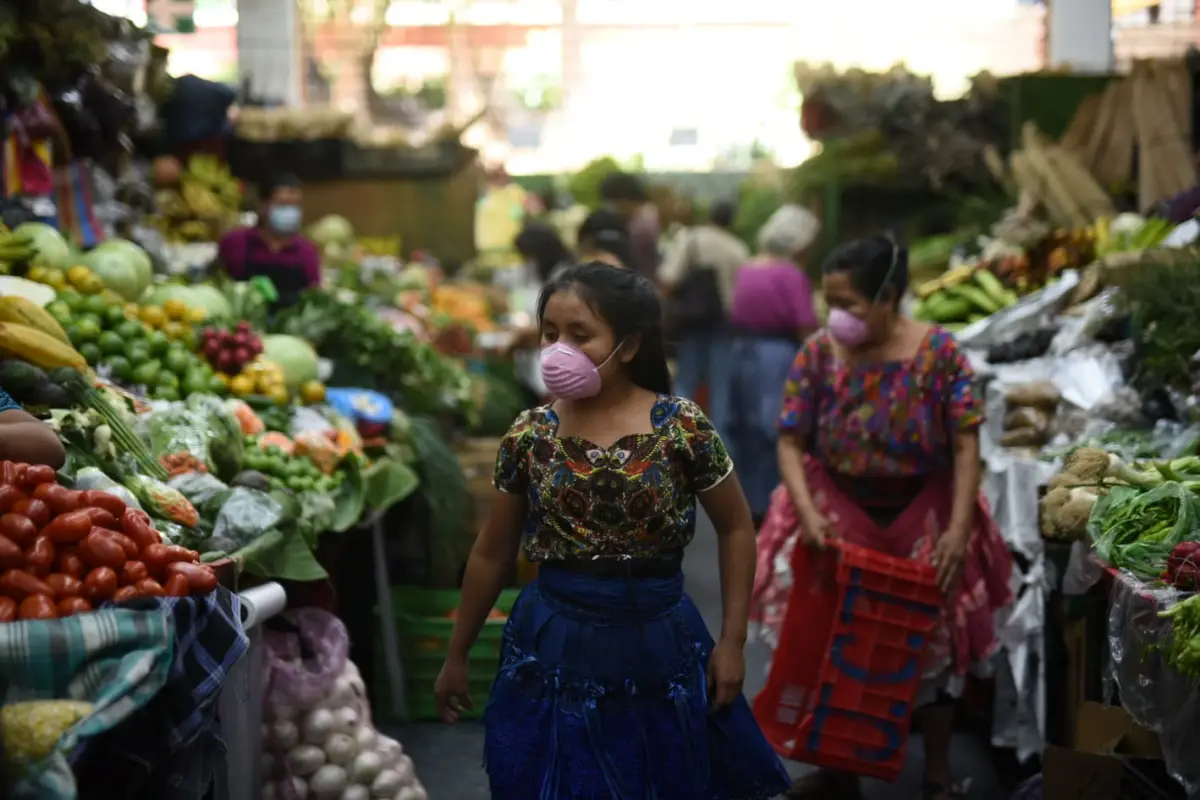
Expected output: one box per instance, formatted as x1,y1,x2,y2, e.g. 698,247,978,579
727,336,799,517
673,328,732,437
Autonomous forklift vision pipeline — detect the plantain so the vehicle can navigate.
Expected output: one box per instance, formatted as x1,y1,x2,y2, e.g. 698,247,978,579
0,296,70,344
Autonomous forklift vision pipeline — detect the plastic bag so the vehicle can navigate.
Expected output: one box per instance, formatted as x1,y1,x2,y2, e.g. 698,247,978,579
212,487,285,550
168,471,229,507
294,432,341,475
72,467,142,511
186,394,244,478
123,473,199,528
226,399,265,435
142,406,213,471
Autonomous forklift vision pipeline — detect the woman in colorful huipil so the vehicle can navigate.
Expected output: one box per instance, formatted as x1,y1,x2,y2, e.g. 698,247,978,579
752,237,1013,800
435,263,790,799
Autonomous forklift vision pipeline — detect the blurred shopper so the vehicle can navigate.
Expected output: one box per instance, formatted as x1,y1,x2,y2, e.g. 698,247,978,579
659,199,750,440
753,236,1013,800
576,208,633,268
600,171,660,279
724,204,820,525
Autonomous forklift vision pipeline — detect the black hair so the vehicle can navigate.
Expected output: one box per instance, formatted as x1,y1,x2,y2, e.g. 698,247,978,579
514,221,571,283
599,171,648,204
536,262,672,395
821,235,909,307
576,209,632,267
259,172,301,203
709,199,736,229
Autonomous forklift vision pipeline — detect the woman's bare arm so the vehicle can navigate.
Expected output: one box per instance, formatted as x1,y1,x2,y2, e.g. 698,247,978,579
699,473,758,646
0,410,65,468
777,434,818,521
948,429,980,537
446,490,527,662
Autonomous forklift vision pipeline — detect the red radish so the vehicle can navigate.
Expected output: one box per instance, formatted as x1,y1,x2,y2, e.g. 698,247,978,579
236,322,252,333
233,332,250,347
234,347,252,365
203,340,222,359
216,351,235,372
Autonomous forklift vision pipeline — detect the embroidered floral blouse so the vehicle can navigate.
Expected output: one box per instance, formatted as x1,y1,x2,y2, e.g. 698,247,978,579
493,396,733,560
778,326,983,477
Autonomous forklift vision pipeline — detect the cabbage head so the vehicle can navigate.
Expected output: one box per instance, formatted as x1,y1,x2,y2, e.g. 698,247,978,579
93,239,153,294
14,223,69,269
261,334,320,390
82,249,141,301
307,215,355,247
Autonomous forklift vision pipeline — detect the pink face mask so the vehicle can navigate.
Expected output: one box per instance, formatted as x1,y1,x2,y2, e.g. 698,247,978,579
827,308,872,348
540,342,621,399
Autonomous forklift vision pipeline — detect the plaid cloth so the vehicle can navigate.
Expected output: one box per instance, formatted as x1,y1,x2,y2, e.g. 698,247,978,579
72,588,248,800
0,604,176,800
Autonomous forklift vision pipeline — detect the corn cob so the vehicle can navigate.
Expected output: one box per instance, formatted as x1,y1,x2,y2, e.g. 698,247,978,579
0,322,87,371
0,297,69,344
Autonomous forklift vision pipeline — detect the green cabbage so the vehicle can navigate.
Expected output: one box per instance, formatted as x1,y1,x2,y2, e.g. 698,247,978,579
307,215,355,247
13,223,69,269
92,239,152,294
82,249,141,301
261,334,320,390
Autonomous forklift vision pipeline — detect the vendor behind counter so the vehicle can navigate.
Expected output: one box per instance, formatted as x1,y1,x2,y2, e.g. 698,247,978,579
216,172,321,308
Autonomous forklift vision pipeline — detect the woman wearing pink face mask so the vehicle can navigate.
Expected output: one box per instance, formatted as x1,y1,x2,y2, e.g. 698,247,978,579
753,237,1013,800
434,262,790,799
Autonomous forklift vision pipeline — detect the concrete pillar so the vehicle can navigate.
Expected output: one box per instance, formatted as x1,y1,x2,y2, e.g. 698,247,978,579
1047,0,1113,72
236,0,303,106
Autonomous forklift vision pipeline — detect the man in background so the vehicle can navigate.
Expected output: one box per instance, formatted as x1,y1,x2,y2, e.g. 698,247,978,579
600,171,661,280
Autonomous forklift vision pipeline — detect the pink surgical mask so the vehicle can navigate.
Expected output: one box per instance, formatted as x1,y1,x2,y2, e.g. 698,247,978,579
827,308,872,348
539,342,621,399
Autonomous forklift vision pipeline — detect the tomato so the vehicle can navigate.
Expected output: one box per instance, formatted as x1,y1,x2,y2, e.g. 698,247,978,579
164,573,190,598
83,567,118,601
0,534,23,571
0,513,37,547
163,545,199,564
111,586,139,603
57,548,85,578
164,561,218,594
44,573,84,600
0,462,24,486
12,499,49,529
0,486,26,514
109,532,138,560
42,510,94,544
120,508,159,550
0,570,52,600
79,491,125,518
21,465,57,489
17,594,57,620
32,484,81,515
25,536,55,577
79,530,127,571
0,596,16,622
81,507,118,530
136,578,165,597
121,561,149,585
57,596,93,617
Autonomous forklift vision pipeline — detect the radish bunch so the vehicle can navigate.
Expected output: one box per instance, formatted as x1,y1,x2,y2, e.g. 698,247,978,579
200,321,263,375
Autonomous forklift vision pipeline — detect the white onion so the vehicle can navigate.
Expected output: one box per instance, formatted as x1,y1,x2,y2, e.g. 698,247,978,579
375,738,403,765
339,786,370,800
272,720,301,750
354,725,377,751
324,732,358,765
330,674,356,707
396,788,426,800
349,750,383,784
286,744,327,777
270,704,297,721
392,755,413,784
309,764,349,799
331,706,360,734
370,770,403,799
288,776,310,799
303,708,337,744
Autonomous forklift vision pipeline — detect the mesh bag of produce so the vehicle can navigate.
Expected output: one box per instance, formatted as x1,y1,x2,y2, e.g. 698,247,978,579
263,609,427,800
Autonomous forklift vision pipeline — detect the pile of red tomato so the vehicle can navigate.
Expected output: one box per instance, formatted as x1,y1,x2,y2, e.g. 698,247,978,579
0,460,218,621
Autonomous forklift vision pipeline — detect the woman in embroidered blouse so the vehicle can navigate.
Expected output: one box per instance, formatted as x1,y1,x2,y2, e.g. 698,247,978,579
752,237,1013,800
435,263,789,799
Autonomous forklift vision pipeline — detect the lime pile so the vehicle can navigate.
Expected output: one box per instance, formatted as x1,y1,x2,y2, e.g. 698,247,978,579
46,290,226,401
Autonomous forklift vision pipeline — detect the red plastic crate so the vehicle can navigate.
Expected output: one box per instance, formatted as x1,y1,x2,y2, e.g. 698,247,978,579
753,541,942,781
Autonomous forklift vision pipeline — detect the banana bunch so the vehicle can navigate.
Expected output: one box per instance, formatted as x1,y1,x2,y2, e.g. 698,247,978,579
913,266,1020,331
151,155,243,244
0,227,36,274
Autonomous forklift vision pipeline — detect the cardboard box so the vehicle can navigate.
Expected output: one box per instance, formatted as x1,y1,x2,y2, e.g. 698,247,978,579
1042,702,1182,800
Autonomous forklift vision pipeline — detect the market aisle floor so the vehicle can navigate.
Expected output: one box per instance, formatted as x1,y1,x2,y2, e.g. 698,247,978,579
387,512,1005,799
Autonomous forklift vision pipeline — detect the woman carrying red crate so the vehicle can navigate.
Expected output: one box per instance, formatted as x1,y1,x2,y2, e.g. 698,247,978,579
752,236,1014,800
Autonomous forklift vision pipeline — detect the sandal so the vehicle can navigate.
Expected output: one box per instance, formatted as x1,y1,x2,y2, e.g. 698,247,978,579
920,779,970,800
786,770,862,799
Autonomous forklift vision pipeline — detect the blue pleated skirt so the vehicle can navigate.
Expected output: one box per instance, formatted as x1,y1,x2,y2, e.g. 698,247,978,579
483,566,792,800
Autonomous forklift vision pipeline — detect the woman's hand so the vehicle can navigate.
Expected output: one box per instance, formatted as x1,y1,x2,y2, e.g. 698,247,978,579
798,509,834,549
707,637,746,711
434,657,473,723
931,525,971,594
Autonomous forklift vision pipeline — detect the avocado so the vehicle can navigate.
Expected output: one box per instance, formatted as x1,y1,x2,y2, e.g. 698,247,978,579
231,470,272,491
0,360,48,403
28,383,71,410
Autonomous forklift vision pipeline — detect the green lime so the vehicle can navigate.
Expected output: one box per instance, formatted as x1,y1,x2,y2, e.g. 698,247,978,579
156,371,179,390
98,331,124,356
64,324,84,346
163,348,191,375
74,316,102,342
103,305,128,328
83,295,108,316
46,301,71,322
182,371,209,396
59,290,85,312
208,376,228,395
115,320,145,341
105,355,132,381
78,342,102,365
130,360,161,386
127,341,151,366
154,385,180,402
146,330,170,357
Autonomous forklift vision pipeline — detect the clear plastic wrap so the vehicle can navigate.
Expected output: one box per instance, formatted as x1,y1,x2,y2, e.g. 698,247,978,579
1105,571,1200,797
212,487,285,551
